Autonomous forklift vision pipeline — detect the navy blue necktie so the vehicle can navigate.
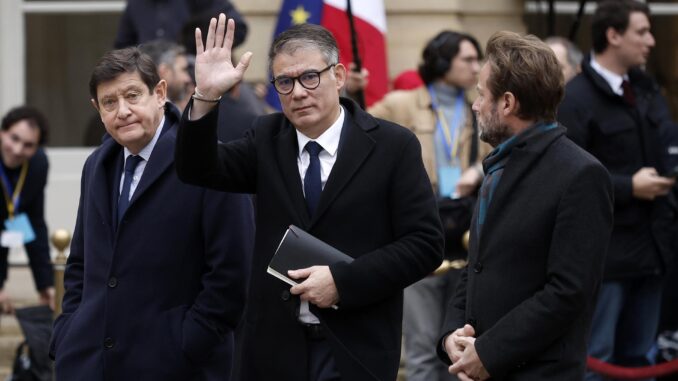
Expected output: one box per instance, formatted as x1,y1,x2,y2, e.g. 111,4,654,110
118,155,143,223
304,141,323,216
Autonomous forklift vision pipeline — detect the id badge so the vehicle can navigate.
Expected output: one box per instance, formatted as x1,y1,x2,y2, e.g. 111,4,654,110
1,231,23,248
4,213,36,245
438,166,462,198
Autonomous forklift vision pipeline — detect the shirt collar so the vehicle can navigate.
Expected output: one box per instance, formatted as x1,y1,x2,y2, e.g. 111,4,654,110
590,55,628,96
296,106,344,158
123,115,165,162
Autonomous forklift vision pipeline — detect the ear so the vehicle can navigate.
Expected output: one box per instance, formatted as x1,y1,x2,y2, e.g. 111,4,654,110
157,63,172,80
154,79,168,107
606,26,622,48
500,92,519,117
91,99,100,112
333,63,347,91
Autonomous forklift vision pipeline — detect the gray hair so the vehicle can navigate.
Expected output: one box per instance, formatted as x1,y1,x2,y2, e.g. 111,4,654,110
268,23,339,73
544,36,583,71
139,39,186,68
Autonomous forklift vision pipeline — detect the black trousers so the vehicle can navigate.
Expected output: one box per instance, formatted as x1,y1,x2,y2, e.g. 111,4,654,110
305,326,341,381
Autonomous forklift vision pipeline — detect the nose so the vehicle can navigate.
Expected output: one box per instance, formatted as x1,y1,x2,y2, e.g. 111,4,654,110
10,142,23,156
180,71,192,86
290,79,309,98
472,60,481,74
472,98,480,113
116,98,132,118
647,32,656,48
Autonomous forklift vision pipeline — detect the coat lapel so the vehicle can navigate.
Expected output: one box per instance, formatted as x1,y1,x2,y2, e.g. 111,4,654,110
90,136,122,234
274,120,311,227
479,126,565,240
311,100,376,225
126,108,177,211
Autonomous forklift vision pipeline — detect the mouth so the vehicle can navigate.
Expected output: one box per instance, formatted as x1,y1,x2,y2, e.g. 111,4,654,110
293,105,313,113
118,122,138,130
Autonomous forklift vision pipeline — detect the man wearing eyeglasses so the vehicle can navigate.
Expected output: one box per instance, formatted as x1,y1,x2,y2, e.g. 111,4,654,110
176,15,444,381
51,47,254,380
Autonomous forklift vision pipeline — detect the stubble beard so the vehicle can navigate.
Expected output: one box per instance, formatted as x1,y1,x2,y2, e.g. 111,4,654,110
478,105,511,148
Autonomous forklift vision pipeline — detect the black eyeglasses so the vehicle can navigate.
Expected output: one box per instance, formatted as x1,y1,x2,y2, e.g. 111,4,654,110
270,64,336,95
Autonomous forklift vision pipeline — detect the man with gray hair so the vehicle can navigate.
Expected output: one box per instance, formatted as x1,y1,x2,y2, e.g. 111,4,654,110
544,36,583,83
139,39,193,109
175,14,443,381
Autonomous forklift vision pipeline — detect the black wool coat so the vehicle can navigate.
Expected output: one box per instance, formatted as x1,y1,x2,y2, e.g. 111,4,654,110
176,97,444,381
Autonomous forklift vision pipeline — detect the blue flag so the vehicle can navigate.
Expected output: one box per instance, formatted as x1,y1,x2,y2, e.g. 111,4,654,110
266,0,324,110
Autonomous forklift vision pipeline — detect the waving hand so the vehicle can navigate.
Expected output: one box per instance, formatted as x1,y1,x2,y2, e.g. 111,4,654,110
191,14,252,118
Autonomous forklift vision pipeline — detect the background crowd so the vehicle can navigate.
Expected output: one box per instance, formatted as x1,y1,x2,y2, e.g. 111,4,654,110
0,0,677,380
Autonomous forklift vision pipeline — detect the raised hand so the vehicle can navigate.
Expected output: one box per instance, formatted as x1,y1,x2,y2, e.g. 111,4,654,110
194,14,253,101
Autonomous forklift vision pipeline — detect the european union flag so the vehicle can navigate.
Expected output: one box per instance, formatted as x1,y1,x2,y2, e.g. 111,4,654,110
266,0,324,110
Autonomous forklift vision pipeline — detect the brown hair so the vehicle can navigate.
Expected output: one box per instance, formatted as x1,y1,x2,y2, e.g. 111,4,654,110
89,47,160,103
485,31,564,122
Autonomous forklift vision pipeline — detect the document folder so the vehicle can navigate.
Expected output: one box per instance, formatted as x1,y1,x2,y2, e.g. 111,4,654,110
267,225,354,286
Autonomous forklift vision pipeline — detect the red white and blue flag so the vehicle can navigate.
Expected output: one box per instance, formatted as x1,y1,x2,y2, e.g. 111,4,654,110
266,0,388,109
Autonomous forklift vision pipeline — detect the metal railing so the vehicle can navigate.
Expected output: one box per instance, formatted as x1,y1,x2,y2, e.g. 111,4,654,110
50,229,71,318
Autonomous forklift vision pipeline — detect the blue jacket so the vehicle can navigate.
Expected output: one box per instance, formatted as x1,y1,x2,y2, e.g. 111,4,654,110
51,105,254,380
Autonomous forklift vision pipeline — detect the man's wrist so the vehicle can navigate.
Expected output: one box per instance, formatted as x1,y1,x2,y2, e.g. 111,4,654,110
441,331,453,354
192,88,222,103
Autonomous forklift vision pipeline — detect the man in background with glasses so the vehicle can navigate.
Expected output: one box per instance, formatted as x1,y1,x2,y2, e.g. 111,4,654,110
176,15,444,381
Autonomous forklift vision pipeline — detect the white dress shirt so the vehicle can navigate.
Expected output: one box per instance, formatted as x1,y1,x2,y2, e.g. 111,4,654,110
590,55,628,96
294,105,345,324
119,116,165,200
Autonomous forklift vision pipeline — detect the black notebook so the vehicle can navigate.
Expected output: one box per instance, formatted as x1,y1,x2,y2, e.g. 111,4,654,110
267,225,354,286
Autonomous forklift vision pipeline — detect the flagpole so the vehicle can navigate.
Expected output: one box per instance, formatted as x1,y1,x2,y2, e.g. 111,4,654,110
345,0,366,109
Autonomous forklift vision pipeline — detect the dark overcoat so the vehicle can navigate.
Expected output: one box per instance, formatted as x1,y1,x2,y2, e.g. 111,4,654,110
50,105,254,380
176,98,444,381
439,126,614,380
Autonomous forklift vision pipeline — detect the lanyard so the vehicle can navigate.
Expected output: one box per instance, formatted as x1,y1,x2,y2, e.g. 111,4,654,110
0,162,29,219
428,85,466,162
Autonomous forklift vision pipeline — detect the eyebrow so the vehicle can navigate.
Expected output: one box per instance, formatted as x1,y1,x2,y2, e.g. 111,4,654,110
275,67,326,79
100,85,144,99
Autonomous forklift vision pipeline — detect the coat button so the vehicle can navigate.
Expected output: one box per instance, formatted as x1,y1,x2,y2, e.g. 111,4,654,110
108,277,118,288
281,290,291,301
104,337,114,349
474,262,483,273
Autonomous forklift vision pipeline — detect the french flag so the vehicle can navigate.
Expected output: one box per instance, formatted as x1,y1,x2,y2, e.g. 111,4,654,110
266,0,388,109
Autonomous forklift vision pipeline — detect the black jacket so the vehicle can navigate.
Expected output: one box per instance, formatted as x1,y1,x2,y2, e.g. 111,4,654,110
438,126,613,380
176,97,444,381
0,149,53,291
114,0,248,49
558,56,678,279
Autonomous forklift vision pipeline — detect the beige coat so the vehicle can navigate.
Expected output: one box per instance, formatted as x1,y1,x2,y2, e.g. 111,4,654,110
368,86,492,189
